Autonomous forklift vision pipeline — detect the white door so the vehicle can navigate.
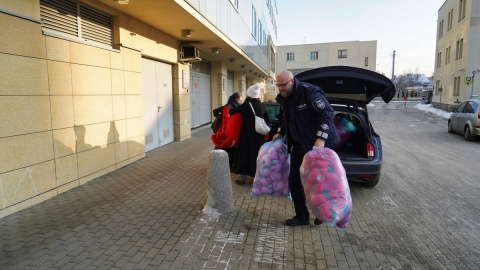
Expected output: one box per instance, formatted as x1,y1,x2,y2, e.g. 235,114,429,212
142,58,174,152
190,72,211,128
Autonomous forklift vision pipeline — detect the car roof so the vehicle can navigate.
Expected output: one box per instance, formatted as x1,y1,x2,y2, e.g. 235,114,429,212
295,66,397,104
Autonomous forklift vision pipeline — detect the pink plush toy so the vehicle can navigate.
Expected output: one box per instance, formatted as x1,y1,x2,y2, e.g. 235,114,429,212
300,146,352,230
251,139,290,198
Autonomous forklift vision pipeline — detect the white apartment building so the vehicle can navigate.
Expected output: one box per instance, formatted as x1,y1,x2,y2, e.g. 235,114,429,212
434,0,480,107
276,41,377,75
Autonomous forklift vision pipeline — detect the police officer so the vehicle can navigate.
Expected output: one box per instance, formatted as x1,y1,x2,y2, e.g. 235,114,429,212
272,70,338,226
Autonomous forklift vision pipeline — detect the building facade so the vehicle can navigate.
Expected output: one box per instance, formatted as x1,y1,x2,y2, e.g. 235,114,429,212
434,0,480,108
276,41,377,75
263,41,377,102
0,0,277,218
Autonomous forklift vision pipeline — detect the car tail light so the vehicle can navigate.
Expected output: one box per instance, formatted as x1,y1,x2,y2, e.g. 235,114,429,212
367,143,375,157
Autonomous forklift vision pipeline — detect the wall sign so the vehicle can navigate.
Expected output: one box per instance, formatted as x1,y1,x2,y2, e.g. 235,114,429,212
182,70,188,89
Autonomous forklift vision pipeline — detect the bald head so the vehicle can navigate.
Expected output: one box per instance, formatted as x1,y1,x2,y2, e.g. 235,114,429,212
276,70,293,82
276,70,294,97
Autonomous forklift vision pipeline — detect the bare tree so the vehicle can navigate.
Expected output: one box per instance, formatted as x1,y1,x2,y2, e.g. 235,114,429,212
393,69,422,97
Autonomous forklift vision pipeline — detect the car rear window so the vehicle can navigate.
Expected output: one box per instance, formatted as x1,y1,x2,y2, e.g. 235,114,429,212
266,104,280,121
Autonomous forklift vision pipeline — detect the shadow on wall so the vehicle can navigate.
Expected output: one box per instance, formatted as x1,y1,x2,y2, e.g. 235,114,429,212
0,125,154,260
0,121,145,217
73,121,145,180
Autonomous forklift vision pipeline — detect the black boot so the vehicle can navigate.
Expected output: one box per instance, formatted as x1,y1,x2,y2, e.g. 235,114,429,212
314,218,324,225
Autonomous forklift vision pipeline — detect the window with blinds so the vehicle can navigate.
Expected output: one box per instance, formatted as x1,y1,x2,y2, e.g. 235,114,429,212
40,0,113,48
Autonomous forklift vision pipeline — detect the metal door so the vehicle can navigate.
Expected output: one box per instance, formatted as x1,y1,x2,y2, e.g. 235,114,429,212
142,58,174,152
190,72,211,128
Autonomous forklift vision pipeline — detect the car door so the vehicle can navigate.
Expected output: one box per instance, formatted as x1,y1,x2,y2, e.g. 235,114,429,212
460,101,475,131
452,102,467,132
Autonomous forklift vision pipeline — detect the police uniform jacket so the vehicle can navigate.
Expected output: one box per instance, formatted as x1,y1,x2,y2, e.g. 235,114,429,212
275,78,338,153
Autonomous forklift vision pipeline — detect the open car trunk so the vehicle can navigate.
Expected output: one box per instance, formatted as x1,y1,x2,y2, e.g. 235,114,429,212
296,65,396,104
330,111,371,159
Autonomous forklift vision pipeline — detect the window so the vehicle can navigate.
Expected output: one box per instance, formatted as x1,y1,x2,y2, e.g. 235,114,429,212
258,20,262,43
448,11,451,31
436,52,442,68
252,6,257,39
263,30,267,54
446,46,451,64
40,0,113,48
456,40,460,59
456,38,464,60
365,57,369,66
454,76,460,96
310,51,318,60
435,80,441,95
229,0,238,9
438,19,444,38
472,102,479,113
270,47,276,73
459,0,466,21
457,101,467,112
448,9,453,30
459,38,463,59
338,49,347,58
287,53,294,61
464,101,474,113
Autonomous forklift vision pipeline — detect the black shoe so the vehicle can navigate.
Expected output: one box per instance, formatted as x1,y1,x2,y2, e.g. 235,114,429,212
286,216,310,226
235,179,246,186
314,218,324,225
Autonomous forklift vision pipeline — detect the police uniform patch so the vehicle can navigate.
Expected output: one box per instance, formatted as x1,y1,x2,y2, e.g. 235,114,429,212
314,98,325,109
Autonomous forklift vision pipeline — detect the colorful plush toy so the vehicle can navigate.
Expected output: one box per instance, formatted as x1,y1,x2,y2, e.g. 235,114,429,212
300,146,352,230
333,116,356,148
251,139,290,198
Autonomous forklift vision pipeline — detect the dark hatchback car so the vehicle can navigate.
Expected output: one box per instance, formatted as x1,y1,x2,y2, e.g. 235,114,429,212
265,66,396,187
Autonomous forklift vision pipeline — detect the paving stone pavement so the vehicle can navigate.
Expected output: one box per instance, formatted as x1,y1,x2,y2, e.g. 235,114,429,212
0,125,478,270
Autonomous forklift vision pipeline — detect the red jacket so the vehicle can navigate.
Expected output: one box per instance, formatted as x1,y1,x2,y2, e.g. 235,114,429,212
211,113,243,148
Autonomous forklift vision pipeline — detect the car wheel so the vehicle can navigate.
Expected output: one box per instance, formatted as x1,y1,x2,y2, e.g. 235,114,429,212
447,121,454,133
465,126,473,141
363,174,380,187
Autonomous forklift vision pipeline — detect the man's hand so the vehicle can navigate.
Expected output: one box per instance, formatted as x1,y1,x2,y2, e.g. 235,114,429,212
272,133,282,141
314,138,325,148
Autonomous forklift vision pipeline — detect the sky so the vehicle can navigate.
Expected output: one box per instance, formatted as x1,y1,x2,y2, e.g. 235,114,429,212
275,0,444,77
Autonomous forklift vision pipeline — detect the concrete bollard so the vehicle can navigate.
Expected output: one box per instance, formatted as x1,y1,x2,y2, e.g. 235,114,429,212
204,149,234,214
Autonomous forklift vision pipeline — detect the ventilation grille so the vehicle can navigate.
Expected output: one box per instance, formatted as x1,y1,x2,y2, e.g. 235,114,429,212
40,0,112,47
80,5,112,46
40,0,78,37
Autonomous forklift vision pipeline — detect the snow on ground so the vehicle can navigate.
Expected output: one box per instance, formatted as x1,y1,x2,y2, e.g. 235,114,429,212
415,104,452,119
369,99,452,119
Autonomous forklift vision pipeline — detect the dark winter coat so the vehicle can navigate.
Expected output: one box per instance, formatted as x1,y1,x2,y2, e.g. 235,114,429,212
275,78,339,154
229,97,269,177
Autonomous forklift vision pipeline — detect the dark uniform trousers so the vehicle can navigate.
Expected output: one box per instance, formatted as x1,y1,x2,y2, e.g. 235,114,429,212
289,143,309,222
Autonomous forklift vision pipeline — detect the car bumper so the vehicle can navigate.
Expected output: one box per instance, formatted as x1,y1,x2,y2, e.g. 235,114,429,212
474,126,480,136
342,159,382,179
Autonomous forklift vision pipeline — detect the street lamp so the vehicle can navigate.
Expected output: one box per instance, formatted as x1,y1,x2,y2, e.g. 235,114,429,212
471,71,476,99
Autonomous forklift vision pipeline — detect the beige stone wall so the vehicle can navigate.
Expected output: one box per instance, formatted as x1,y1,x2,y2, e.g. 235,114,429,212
277,41,378,73
0,11,145,218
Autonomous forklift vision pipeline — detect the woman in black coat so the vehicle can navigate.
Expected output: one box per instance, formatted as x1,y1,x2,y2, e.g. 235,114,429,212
229,83,269,185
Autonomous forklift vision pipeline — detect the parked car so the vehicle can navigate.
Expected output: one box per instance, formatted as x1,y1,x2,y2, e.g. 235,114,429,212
448,99,480,141
264,101,281,132
265,66,396,187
